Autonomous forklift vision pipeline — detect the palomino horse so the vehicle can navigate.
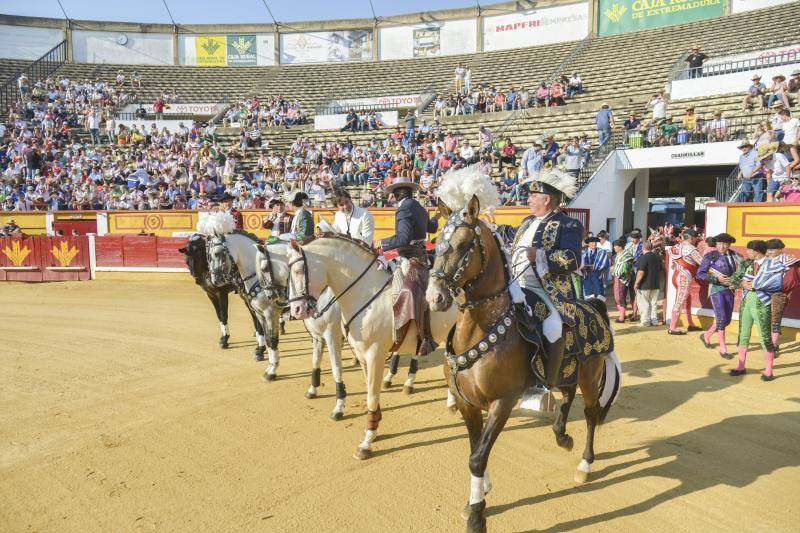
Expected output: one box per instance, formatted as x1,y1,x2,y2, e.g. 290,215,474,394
179,234,265,356
426,197,621,533
286,234,457,459
202,220,355,420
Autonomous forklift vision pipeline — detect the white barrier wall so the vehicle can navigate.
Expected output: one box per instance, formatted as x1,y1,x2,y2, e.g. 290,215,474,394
314,111,398,131
72,30,173,65
732,0,796,13
379,19,476,60
327,94,421,109
115,119,187,132
482,1,589,52
0,25,64,60
671,65,796,100
617,141,740,169
118,103,225,115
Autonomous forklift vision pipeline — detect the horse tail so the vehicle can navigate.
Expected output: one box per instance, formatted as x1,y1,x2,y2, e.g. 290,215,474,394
597,350,622,424
585,297,611,327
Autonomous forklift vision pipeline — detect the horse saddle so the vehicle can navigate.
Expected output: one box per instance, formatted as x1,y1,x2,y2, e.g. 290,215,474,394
389,257,436,354
515,291,614,389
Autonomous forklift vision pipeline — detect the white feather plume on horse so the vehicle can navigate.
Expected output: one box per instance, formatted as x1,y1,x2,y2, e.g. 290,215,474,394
436,164,499,212
197,212,235,237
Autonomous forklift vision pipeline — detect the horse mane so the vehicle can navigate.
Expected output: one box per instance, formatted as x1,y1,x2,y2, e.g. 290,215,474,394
305,233,377,257
232,229,262,244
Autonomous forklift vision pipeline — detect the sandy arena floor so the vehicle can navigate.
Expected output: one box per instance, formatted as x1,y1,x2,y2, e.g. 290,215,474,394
1,274,799,532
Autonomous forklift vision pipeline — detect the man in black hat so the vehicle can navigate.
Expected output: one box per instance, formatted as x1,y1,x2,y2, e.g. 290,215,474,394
220,193,243,230
765,239,799,353
697,233,742,358
262,197,292,241
379,176,440,357
666,228,703,334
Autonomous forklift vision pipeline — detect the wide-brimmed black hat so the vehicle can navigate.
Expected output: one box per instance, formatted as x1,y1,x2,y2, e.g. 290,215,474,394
766,238,785,250
714,233,736,244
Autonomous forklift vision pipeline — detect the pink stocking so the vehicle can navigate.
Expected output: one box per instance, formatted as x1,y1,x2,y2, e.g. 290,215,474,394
617,306,627,321
684,298,697,327
704,322,716,344
764,351,775,377
669,310,679,331
736,346,747,371
717,330,729,355
771,332,780,350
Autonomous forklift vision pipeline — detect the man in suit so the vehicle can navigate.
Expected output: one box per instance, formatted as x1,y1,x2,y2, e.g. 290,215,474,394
512,168,582,386
379,177,440,356
288,190,314,242
262,198,292,240
331,187,374,246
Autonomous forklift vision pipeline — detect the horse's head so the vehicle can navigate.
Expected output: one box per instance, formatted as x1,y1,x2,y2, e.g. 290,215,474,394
205,234,232,287
427,195,487,312
287,239,324,320
179,234,207,281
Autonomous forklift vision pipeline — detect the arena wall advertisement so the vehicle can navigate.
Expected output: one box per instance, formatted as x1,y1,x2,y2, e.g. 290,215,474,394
326,94,422,110
72,30,174,65
0,24,64,60
597,0,724,37
378,19,476,60
118,103,226,115
280,30,373,64
481,2,589,52
179,34,275,66
314,111,398,131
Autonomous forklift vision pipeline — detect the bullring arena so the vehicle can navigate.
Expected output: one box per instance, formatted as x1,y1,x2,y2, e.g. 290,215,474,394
3,1,800,532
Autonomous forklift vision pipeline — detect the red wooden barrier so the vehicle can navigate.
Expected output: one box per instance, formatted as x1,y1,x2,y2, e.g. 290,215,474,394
94,235,188,270
0,236,90,282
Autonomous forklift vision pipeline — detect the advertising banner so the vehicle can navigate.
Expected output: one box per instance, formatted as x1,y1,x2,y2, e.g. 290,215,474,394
280,30,373,64
195,35,226,66
226,34,257,66
732,0,796,14
482,2,589,52
118,103,226,115
413,27,441,57
379,19,475,60
598,0,724,37
326,94,422,110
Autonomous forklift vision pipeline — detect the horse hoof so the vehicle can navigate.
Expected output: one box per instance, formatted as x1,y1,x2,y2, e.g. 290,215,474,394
382,380,392,390
464,501,487,532
574,469,590,484
558,435,574,451
352,359,361,367
403,385,414,395
305,391,316,399
254,354,265,362
264,372,277,382
353,447,372,460
330,411,343,421
449,405,459,413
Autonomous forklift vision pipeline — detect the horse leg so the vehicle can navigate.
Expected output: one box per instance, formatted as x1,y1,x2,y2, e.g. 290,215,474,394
458,401,493,521
464,397,515,533
575,358,605,484
252,308,266,361
382,353,399,389
354,348,383,460
263,311,280,381
326,329,346,421
305,334,324,399
553,385,577,451
213,292,230,349
403,353,419,394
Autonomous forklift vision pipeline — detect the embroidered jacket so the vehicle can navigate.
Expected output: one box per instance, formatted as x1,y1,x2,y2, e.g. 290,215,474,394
513,210,583,323
731,258,786,305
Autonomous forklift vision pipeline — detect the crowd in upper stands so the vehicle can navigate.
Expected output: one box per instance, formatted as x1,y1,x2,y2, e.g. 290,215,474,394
222,95,307,128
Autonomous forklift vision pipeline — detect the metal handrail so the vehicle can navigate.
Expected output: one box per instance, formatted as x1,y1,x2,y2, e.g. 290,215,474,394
1,40,67,118
116,112,199,121
715,166,744,202
674,50,800,81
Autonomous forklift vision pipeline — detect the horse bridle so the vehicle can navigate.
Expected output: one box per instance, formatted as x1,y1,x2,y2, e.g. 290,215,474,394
287,243,392,332
206,235,258,298
431,210,507,310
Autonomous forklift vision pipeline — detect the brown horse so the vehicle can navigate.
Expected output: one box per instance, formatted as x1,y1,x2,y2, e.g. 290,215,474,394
426,196,621,533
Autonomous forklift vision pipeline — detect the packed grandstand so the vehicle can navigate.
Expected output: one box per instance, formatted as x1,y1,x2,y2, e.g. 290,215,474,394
2,0,799,231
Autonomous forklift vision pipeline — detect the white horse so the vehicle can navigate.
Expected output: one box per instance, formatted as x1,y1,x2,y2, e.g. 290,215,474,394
200,214,349,419
286,234,457,459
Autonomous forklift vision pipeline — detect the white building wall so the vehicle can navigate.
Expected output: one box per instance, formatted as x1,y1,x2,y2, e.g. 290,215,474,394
72,30,173,65
0,25,64,60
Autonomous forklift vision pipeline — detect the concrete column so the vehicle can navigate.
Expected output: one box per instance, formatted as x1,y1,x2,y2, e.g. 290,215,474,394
476,14,483,53
633,169,650,231
623,181,633,232
589,0,599,37
274,27,280,65
373,21,379,61
64,20,73,63
684,192,696,227
172,28,179,66
723,0,732,16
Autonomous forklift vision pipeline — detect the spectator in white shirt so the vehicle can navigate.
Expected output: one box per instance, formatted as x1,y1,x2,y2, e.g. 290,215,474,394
760,144,790,202
648,92,667,122
779,108,799,174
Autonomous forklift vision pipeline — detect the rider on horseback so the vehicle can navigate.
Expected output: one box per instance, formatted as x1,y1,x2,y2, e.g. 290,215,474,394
511,168,582,389
379,177,440,357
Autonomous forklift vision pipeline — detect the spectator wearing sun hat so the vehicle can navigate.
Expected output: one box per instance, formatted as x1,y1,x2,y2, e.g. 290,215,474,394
768,74,791,109
684,45,708,79
742,74,767,112
758,142,791,202
788,69,800,102
737,139,765,202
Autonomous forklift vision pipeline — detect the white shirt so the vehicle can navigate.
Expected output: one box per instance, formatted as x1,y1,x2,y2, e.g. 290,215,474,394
333,205,375,246
782,117,799,145
768,152,790,181
599,239,613,254
650,98,666,119
512,217,544,290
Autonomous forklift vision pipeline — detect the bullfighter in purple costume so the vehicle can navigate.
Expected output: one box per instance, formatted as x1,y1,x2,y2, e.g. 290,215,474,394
696,233,742,359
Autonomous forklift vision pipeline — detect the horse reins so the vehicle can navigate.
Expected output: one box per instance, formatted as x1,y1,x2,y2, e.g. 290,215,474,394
288,245,392,334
